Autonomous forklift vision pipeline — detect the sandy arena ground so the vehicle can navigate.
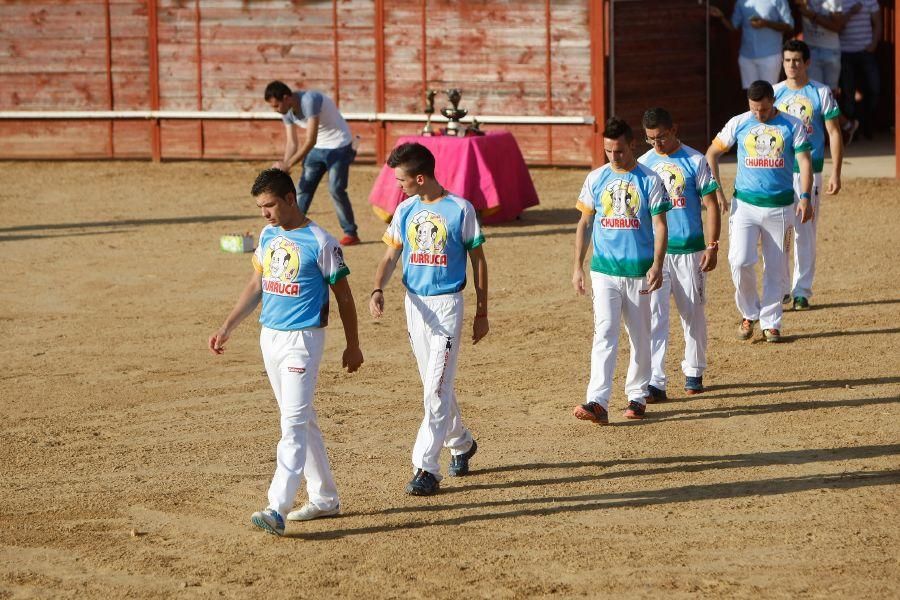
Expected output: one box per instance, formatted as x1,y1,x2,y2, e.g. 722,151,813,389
1,159,898,599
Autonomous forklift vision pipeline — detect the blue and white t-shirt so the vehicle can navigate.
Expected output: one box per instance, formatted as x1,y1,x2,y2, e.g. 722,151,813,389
638,144,719,254
252,221,350,330
576,163,671,277
713,111,811,207
774,80,841,173
282,90,352,149
382,194,485,297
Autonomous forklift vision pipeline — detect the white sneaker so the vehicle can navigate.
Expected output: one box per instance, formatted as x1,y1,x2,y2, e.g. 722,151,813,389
286,502,341,522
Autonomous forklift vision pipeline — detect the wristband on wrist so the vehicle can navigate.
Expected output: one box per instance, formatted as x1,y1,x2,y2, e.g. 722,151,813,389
800,192,811,200
371,288,383,297
706,240,719,250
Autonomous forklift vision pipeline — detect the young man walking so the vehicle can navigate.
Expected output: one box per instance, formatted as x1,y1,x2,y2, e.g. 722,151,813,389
638,108,721,400
775,39,843,310
209,169,364,536
706,81,814,343
572,117,670,424
369,142,488,496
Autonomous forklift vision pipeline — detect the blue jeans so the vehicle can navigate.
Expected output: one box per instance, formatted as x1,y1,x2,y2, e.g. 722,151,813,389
297,144,358,236
839,51,880,138
809,46,840,90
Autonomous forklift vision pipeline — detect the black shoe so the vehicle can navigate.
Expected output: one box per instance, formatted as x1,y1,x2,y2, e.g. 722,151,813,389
573,402,609,425
448,439,478,477
405,469,440,496
623,400,646,420
646,384,667,403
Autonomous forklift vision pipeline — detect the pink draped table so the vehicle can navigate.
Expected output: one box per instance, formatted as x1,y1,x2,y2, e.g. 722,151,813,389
368,131,540,225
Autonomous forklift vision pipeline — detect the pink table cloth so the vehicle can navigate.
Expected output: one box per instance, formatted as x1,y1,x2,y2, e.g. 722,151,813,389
368,131,540,225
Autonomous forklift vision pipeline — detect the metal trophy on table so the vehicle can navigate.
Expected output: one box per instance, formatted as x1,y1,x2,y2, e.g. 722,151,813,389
441,88,468,136
421,89,437,136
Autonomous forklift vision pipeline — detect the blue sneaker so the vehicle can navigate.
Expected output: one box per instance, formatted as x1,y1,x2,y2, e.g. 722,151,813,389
449,439,478,477
646,384,667,403
251,508,285,536
405,469,440,496
684,376,704,395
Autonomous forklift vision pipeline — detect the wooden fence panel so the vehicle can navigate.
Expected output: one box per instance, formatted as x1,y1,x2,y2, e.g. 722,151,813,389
0,0,602,164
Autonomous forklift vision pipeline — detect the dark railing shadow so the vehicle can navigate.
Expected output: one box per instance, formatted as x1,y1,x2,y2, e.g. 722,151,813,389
481,207,579,239
648,395,899,424
797,327,900,341
487,226,574,240
292,467,899,540
0,214,251,234
0,229,137,243
694,375,900,401
486,207,581,228
471,443,900,478
812,298,900,310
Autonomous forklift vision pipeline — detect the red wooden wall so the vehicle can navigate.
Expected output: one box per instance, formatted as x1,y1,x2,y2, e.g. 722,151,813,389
0,0,601,165
611,0,709,152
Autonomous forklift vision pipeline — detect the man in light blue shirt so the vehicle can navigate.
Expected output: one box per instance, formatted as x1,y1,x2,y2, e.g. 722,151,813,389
208,168,364,536
711,0,794,88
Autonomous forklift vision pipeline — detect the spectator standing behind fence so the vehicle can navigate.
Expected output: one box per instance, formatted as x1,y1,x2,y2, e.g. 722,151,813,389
796,0,844,92
837,0,882,143
710,1,794,88
265,80,361,247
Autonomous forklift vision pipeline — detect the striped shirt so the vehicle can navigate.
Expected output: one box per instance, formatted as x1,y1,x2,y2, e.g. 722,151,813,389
839,0,880,53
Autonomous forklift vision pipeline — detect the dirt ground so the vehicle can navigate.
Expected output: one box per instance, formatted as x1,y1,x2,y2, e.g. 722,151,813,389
1,159,898,599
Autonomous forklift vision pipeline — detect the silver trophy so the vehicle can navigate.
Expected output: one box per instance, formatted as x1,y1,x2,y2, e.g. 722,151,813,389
422,89,437,136
441,88,468,136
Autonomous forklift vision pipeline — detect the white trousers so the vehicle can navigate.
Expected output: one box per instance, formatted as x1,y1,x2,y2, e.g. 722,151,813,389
738,53,782,88
406,291,473,480
785,172,822,299
728,200,793,330
586,272,651,409
649,251,707,390
260,326,339,518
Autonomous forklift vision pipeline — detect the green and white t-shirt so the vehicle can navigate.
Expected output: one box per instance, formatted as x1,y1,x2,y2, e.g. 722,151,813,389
576,163,671,278
713,111,811,207
774,80,840,173
638,143,719,254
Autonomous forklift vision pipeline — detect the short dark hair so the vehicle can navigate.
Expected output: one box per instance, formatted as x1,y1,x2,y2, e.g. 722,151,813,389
386,142,436,178
264,80,292,101
642,107,674,130
251,168,295,199
747,80,775,102
603,116,633,142
783,39,810,62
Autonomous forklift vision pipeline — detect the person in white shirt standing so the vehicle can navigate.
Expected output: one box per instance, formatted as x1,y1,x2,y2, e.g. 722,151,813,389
710,0,794,88
265,80,361,246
